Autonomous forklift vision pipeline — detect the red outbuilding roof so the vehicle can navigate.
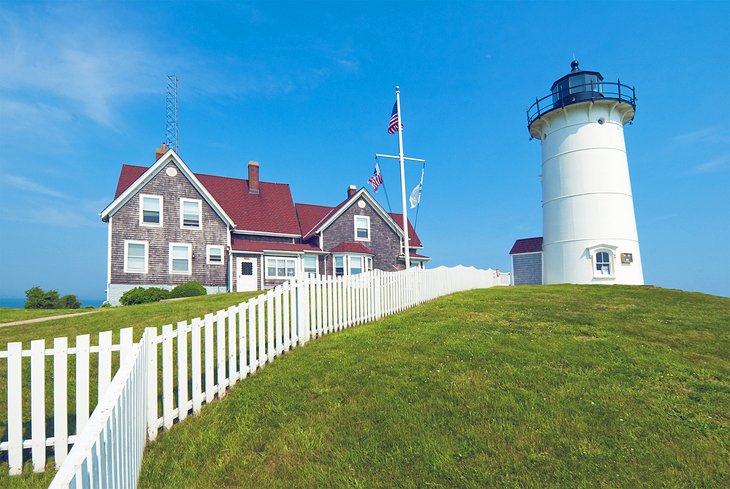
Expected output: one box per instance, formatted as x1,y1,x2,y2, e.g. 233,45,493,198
114,164,301,235
509,237,543,255
329,242,375,255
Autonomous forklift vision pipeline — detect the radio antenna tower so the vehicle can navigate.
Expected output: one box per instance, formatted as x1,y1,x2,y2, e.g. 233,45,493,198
165,75,179,153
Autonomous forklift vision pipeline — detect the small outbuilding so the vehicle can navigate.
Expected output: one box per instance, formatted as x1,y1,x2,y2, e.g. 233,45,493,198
509,237,543,286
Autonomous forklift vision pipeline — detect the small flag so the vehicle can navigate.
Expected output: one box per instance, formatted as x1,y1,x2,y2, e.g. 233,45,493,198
409,167,424,208
387,101,400,134
369,162,384,192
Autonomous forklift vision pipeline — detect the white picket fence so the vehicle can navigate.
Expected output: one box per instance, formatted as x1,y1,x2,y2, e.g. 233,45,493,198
0,266,507,485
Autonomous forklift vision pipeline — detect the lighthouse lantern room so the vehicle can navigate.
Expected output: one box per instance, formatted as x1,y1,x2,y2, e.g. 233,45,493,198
525,60,644,285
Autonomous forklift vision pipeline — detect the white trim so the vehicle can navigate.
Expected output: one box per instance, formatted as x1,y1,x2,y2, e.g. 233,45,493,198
206,245,225,265
107,216,113,288
180,198,202,230
232,229,301,238
302,254,319,274
307,188,404,240
264,256,297,279
169,242,192,275
138,194,163,228
123,240,148,274
100,150,234,227
354,215,371,242
509,251,543,256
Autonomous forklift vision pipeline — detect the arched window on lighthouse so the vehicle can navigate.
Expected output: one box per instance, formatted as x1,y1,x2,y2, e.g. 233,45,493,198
595,251,612,276
587,244,617,279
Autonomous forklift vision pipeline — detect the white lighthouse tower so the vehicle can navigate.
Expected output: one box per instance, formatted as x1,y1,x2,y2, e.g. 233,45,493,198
527,60,644,285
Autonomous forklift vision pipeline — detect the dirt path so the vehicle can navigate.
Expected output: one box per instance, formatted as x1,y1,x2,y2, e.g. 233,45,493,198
0,310,100,328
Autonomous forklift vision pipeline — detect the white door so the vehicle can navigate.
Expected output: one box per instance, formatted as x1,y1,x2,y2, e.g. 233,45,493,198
236,257,258,291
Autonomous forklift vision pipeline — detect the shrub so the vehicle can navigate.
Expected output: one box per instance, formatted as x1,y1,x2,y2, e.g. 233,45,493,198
25,286,60,309
169,280,207,299
120,287,170,306
58,294,81,309
100,301,111,308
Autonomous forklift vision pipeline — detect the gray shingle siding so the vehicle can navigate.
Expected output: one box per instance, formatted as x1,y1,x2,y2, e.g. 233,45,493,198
512,252,543,285
321,199,403,274
109,161,229,292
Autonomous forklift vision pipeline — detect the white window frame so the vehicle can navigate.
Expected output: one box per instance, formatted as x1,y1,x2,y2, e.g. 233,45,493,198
593,249,614,277
265,256,297,279
334,253,372,276
334,255,345,276
354,215,370,242
180,198,203,230
206,245,224,265
169,242,192,275
124,240,148,274
139,194,163,227
302,255,319,275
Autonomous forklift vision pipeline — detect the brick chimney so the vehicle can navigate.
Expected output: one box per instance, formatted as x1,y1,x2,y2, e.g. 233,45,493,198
248,160,260,194
155,142,167,161
347,185,357,199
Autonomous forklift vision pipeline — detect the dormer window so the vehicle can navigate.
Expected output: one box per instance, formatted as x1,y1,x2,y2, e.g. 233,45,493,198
588,245,617,279
140,194,162,227
181,198,202,229
354,215,370,241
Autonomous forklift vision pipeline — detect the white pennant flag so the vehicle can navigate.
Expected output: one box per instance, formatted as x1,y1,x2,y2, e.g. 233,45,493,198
409,167,424,208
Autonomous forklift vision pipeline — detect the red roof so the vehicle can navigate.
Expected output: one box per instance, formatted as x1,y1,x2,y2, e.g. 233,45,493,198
294,200,423,247
231,239,320,253
389,213,422,248
398,251,430,260
295,203,336,238
113,164,424,248
115,164,301,235
329,242,375,255
510,237,543,254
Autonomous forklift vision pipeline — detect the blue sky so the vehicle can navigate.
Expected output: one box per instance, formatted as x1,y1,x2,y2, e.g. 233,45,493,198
0,1,728,299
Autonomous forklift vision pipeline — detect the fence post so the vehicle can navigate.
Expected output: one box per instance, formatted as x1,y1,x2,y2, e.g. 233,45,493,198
177,320,189,421
162,324,174,430
238,302,248,378
204,314,215,404
53,336,69,467
191,318,203,414
228,306,238,385
283,282,291,351
145,326,158,441
76,334,90,435
216,310,227,397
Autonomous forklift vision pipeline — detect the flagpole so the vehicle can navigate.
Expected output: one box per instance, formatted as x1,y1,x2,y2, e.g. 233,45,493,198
395,86,411,269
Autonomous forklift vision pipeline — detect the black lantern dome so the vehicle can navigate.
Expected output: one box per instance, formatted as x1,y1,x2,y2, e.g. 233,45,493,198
527,60,636,131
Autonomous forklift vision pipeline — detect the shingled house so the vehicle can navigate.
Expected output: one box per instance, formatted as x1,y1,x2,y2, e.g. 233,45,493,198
100,147,428,305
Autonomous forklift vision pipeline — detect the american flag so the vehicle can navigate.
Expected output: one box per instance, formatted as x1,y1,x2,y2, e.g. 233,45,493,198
369,162,384,192
387,101,400,134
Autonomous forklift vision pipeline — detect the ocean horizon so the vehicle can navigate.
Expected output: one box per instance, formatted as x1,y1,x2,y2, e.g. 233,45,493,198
0,298,106,309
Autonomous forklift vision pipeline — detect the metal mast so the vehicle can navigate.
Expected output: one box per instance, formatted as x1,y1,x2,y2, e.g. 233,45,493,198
165,75,179,153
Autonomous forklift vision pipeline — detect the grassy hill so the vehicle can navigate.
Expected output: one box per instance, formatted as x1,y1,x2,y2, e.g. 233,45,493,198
132,285,729,488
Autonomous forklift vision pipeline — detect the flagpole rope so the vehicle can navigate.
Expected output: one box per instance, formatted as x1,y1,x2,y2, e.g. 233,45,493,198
413,162,425,231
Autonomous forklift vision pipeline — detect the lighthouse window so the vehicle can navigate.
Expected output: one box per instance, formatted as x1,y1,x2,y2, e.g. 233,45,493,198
595,251,613,276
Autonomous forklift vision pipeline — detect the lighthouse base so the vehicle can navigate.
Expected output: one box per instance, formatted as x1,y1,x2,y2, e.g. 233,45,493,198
543,239,644,285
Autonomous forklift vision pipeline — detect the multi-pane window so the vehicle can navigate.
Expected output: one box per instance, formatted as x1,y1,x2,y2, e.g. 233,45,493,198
335,256,345,276
207,245,224,264
170,243,191,274
181,198,201,229
124,240,148,273
349,256,363,275
354,215,370,241
595,251,612,276
266,257,296,278
303,255,318,275
140,195,162,226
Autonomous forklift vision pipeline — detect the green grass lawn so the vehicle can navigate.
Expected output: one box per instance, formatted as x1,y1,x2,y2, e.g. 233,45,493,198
0,291,260,487
0,308,98,324
134,285,729,488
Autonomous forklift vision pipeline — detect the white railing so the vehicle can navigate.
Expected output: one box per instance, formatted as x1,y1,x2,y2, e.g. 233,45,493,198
0,266,505,485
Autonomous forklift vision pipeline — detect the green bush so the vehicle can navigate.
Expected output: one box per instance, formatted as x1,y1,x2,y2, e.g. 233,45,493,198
100,301,111,308
24,286,81,309
120,287,171,305
169,281,207,299
58,294,81,309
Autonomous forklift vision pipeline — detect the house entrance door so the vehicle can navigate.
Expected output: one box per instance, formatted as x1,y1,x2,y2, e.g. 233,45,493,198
236,257,258,291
